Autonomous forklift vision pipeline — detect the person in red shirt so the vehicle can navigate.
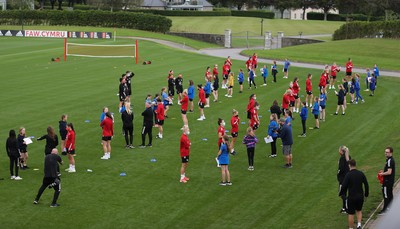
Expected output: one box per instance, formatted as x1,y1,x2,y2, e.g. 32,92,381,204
212,64,219,102
245,57,252,72
226,56,233,70
222,61,230,89
155,98,165,139
197,84,206,121
179,125,191,183
346,58,353,78
251,53,258,71
305,73,313,108
180,89,189,129
100,112,114,160
250,102,260,132
330,62,340,89
282,89,291,114
206,66,213,82
65,123,76,173
292,77,301,113
230,109,239,155
247,94,256,121
288,83,296,113
319,69,328,94
217,118,226,149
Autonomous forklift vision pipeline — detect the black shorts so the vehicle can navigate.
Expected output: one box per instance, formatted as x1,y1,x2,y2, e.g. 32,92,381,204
181,156,189,163
338,100,344,105
20,149,28,153
67,149,75,155
168,88,175,96
213,83,219,91
198,102,205,109
346,71,352,76
231,132,238,138
239,82,243,85
247,111,251,119
228,86,233,89
314,114,319,119
60,132,67,140
156,120,164,126
223,74,228,80
102,136,112,141
331,75,337,80
181,110,187,115
306,91,312,95
346,197,364,214
176,87,183,94
252,124,259,130
205,93,210,98
284,68,288,73
189,98,193,102
320,105,326,110
253,64,258,69
289,101,295,107
119,96,126,102
294,94,299,99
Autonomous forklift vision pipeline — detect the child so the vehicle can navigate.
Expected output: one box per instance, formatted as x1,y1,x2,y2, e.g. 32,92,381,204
250,102,260,132
204,78,212,108
59,114,68,155
305,74,313,108
237,69,244,93
261,64,268,86
242,127,258,171
161,87,171,118
217,135,232,186
230,109,239,155
267,114,279,158
248,67,256,89
334,85,346,115
284,109,292,127
188,80,195,112
17,127,29,169
369,74,376,96
155,98,165,139
65,123,76,173
299,102,308,137
354,74,364,104
226,72,234,97
312,97,320,129
365,68,370,91
319,92,327,122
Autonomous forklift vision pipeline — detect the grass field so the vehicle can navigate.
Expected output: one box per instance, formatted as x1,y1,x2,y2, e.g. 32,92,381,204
0,36,399,228
242,38,400,71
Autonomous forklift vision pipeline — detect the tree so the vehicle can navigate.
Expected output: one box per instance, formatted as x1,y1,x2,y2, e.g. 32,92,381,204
315,0,338,21
299,0,317,20
273,0,298,19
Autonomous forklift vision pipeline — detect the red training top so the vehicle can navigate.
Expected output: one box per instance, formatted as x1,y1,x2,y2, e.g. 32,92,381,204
66,129,75,151
180,133,191,157
292,81,300,95
181,95,189,111
156,103,165,121
231,115,239,133
282,94,290,109
306,78,312,92
100,117,114,137
218,126,225,147
198,88,206,104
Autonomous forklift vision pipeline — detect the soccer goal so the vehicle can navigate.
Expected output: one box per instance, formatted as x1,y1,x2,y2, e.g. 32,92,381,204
64,39,139,64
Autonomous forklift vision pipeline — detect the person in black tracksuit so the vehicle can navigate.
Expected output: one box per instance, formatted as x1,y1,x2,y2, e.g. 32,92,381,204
339,159,369,229
337,146,350,213
34,149,63,207
6,130,21,180
37,126,59,155
378,146,396,214
140,102,153,148
121,102,134,148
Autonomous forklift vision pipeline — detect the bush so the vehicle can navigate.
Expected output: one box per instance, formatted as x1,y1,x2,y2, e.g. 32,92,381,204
231,10,274,19
0,10,172,33
128,9,231,16
333,21,400,40
307,12,374,22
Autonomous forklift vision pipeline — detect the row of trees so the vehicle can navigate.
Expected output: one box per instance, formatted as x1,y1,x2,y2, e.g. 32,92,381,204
211,0,400,20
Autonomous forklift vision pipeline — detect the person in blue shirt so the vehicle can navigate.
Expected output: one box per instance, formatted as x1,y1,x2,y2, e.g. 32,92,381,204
319,92,327,122
365,68,371,91
161,87,171,118
299,102,308,137
267,114,279,158
152,94,159,124
271,61,278,83
312,97,320,129
354,74,364,104
284,110,292,128
216,135,232,186
283,58,291,78
261,65,268,86
373,64,380,87
369,74,376,96
187,80,195,112
248,67,256,89
237,69,244,93
204,79,212,108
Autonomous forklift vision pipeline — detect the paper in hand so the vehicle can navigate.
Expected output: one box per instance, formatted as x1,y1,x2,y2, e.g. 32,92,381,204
24,137,33,145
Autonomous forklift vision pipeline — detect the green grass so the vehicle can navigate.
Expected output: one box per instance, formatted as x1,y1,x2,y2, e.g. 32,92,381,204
242,38,400,71
0,36,399,228
169,17,344,36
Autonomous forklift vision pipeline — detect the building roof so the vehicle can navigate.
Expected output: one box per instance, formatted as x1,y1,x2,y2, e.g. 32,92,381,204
142,0,166,7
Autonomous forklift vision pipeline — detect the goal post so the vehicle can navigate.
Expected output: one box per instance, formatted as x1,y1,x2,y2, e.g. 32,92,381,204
64,38,139,64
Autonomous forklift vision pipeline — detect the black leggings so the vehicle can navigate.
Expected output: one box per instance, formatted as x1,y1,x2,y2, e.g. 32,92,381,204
141,124,152,145
270,137,277,156
35,177,61,204
382,184,394,211
301,119,306,134
247,147,255,166
123,125,133,145
9,156,19,177
249,78,256,88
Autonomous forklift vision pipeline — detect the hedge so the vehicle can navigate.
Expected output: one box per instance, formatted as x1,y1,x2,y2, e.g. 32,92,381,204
231,10,274,19
0,10,172,33
307,12,382,22
332,21,400,40
127,9,274,18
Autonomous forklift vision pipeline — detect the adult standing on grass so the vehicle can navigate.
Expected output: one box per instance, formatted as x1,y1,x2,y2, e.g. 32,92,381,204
118,76,128,109
140,102,153,148
271,60,278,83
197,84,206,121
270,100,282,119
179,125,191,183
6,129,22,180
17,127,29,170
250,102,260,132
242,127,258,171
121,101,134,148
282,89,291,115
337,145,350,214
188,80,195,112
33,148,63,208
267,114,279,158
283,58,290,79
167,70,175,103
278,118,293,168
37,126,59,156
175,74,184,105
59,114,68,155
339,159,369,229
65,123,76,173
334,84,346,115
305,73,313,108
217,135,232,186
100,112,114,159
378,146,395,214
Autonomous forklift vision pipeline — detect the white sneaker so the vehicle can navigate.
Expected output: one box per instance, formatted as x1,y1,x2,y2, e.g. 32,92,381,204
177,102,181,105
227,95,232,98
202,116,206,120
329,86,332,89
14,176,23,180
332,86,336,89
204,105,210,108
101,154,109,160
197,117,204,121
65,168,71,172
10,176,16,180
68,169,76,173
263,84,267,86
225,94,228,97
215,157,221,167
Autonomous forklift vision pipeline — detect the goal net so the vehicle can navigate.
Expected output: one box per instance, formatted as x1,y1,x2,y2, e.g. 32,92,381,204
64,39,138,64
